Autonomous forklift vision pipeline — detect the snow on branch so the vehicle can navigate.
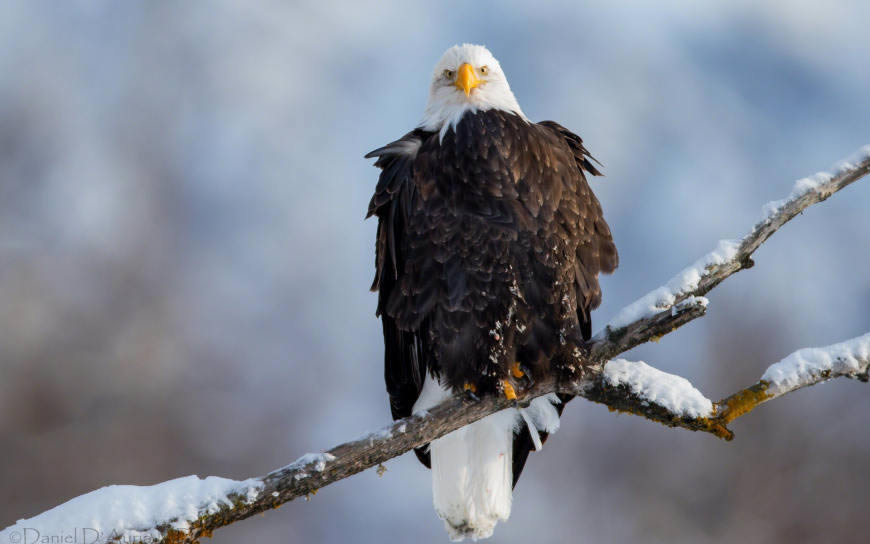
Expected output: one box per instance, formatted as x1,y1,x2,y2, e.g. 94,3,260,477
602,359,714,419
716,332,870,423
3,145,869,544
599,145,870,336
0,477,263,544
577,330,870,441
761,332,870,394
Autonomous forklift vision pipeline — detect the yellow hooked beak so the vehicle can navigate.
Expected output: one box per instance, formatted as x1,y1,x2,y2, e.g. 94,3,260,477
454,63,481,97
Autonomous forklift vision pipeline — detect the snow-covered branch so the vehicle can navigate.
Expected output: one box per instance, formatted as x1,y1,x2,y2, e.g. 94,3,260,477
3,145,869,544
597,144,870,339
716,332,870,424
580,331,870,440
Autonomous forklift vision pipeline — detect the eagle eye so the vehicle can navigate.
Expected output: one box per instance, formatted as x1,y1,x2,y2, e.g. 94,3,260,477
479,66,489,75
443,69,455,80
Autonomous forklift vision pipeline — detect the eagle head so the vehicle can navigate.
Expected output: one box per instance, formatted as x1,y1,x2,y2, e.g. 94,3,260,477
420,44,526,139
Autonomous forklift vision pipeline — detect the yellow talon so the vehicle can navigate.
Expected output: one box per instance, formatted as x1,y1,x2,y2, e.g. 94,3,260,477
511,362,525,379
502,380,517,401
463,383,477,394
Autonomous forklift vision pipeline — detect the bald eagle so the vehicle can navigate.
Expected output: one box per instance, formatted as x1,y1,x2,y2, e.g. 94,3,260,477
367,44,617,540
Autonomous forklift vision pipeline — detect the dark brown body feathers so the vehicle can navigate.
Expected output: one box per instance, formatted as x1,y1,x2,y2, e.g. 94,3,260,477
367,110,617,480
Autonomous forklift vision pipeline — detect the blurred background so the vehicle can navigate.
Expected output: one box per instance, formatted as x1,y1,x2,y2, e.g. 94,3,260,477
2,1,869,542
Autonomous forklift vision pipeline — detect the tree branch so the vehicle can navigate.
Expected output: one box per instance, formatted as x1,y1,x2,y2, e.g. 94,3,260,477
3,145,869,544
715,332,870,424
579,331,870,441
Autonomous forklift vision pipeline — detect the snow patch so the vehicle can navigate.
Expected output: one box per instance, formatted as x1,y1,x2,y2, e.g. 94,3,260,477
285,452,336,473
0,476,262,544
603,359,713,418
362,427,395,446
833,144,870,173
761,333,870,396
602,240,737,331
761,171,833,219
761,145,870,220
672,295,709,315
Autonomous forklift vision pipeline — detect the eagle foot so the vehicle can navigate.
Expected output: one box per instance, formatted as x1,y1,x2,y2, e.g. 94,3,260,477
511,362,534,389
501,380,518,403
462,383,480,403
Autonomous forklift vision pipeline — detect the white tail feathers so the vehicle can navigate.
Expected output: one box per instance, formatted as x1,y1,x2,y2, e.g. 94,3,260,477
430,408,516,541
413,374,561,541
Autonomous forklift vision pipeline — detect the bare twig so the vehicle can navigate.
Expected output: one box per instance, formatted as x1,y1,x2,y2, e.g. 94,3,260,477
4,146,869,544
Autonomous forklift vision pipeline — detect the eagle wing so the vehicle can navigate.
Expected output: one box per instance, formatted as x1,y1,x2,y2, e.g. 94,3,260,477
506,119,618,479
366,129,437,466
537,120,618,339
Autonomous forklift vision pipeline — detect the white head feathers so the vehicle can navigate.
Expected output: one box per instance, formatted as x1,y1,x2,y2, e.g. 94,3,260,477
419,44,527,140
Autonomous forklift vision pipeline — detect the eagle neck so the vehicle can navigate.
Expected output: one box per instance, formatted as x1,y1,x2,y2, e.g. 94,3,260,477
420,97,527,143
430,109,529,145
